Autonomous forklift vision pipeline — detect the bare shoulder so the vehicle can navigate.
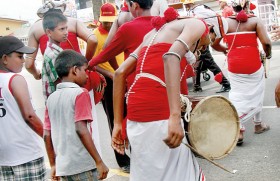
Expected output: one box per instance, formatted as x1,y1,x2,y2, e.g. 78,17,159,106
11,75,27,90
29,19,44,40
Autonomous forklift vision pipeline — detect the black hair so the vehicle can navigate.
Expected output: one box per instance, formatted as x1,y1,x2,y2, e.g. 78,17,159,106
126,0,153,9
55,50,87,78
42,12,67,31
232,1,249,13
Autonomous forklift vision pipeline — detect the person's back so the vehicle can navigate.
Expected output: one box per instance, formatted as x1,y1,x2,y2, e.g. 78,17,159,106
42,12,68,100
0,36,46,180
221,0,271,145
112,9,214,180
226,12,271,74
44,50,108,180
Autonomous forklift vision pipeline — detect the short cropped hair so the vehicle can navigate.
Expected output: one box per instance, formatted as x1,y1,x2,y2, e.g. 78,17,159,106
126,0,153,9
55,50,88,78
43,12,67,32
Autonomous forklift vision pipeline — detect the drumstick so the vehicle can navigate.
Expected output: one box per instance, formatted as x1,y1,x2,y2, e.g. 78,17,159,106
182,143,237,174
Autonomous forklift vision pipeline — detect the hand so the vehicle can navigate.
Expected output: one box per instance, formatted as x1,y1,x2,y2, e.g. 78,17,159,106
50,166,60,181
96,161,109,180
95,73,107,93
33,69,41,80
111,124,127,155
163,116,184,148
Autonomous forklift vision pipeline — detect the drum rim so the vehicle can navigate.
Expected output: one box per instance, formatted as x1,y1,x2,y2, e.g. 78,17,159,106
188,95,240,160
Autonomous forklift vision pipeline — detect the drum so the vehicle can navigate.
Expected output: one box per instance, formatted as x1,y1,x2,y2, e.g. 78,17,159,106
187,95,239,160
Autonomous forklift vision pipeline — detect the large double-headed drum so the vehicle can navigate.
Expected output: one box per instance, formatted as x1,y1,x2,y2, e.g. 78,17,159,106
187,95,239,160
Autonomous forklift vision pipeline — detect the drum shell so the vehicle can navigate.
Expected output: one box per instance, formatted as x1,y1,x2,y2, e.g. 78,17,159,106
187,96,239,160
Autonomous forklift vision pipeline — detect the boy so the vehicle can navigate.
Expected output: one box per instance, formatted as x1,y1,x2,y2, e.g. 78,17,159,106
44,50,109,180
0,36,46,180
42,11,68,100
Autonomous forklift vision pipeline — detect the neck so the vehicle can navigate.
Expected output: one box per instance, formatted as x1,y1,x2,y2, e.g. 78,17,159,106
0,65,10,72
136,9,151,17
49,38,61,46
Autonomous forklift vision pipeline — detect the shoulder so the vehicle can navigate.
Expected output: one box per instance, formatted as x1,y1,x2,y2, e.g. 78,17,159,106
10,74,27,94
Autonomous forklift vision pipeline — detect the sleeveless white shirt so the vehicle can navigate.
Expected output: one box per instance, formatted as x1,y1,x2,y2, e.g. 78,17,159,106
0,72,44,166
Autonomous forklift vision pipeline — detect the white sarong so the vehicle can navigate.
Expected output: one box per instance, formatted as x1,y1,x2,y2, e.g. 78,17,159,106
127,119,205,181
89,90,102,156
228,66,265,124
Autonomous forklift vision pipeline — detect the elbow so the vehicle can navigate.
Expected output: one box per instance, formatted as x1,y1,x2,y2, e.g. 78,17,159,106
23,112,36,123
114,67,126,81
75,126,86,137
43,130,51,142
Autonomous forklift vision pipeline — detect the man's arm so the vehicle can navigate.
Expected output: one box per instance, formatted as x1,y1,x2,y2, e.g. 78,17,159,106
95,66,114,80
26,26,41,80
256,19,272,58
11,75,43,137
103,11,133,48
89,27,126,69
75,19,98,61
211,37,228,54
112,56,137,154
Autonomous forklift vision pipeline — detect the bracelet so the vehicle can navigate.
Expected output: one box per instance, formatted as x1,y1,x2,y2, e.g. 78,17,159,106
129,53,138,60
86,33,94,42
266,54,272,59
175,38,190,52
162,52,181,61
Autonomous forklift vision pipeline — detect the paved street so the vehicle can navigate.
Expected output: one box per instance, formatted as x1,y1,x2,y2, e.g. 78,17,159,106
22,44,280,181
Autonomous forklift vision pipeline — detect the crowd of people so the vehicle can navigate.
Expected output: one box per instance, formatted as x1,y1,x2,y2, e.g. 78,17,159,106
0,0,278,180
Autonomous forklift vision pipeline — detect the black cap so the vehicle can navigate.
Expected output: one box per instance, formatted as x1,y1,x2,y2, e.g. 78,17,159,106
0,36,36,57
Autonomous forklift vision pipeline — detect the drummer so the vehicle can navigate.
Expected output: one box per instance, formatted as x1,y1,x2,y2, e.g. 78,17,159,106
111,6,225,180
214,0,272,145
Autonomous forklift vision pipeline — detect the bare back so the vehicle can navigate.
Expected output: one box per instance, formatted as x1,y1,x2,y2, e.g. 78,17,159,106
226,16,271,59
140,18,208,53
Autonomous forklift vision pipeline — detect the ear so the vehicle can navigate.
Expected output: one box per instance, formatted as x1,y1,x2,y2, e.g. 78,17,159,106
131,1,139,10
2,55,8,65
46,28,52,36
72,66,79,76
68,66,77,76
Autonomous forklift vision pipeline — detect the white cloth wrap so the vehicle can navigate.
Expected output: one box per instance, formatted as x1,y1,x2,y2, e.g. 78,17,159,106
127,119,203,181
228,66,265,123
185,51,196,64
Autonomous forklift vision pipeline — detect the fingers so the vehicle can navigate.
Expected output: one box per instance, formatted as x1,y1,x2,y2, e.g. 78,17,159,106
98,170,109,180
111,137,125,154
163,132,184,148
112,141,125,155
51,177,59,181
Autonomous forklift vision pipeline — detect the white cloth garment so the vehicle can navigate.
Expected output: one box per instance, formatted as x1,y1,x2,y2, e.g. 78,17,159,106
127,119,204,181
228,66,265,123
89,90,102,157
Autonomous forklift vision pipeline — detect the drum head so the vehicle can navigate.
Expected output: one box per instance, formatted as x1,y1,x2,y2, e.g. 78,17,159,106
188,96,239,160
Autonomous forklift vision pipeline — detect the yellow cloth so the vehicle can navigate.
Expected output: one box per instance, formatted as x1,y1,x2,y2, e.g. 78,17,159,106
93,28,124,73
